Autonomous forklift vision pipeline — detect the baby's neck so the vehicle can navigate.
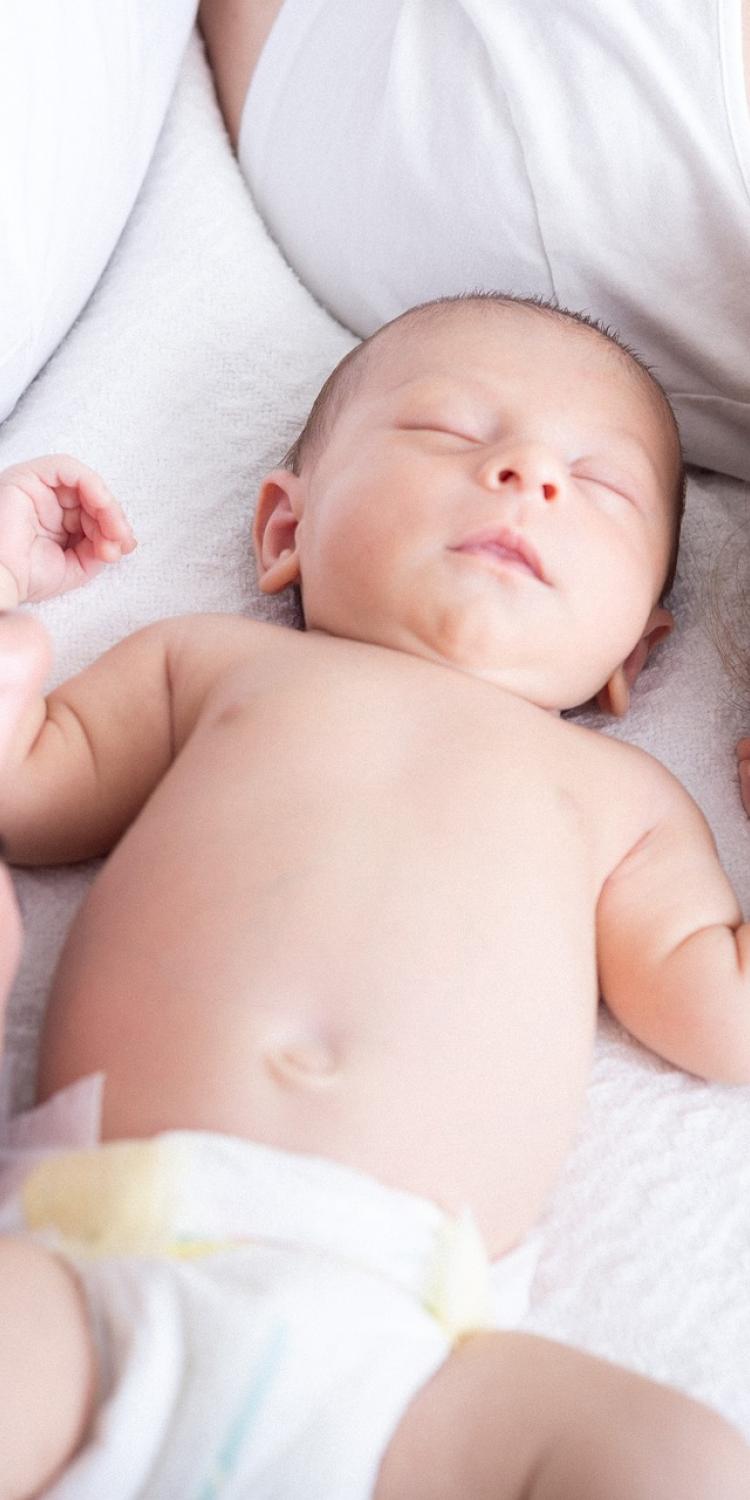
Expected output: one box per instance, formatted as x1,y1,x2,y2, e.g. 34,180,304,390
305,625,566,715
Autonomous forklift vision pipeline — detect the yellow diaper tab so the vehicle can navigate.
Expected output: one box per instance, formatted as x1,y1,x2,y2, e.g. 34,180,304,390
21,1139,497,1334
22,1138,225,1259
423,1207,493,1342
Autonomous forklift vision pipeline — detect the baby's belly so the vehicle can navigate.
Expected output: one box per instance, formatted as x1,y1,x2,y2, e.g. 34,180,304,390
38,699,600,1257
40,998,594,1259
39,896,596,1257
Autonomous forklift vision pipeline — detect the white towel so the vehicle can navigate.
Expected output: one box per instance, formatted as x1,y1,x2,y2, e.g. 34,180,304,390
2,31,749,1440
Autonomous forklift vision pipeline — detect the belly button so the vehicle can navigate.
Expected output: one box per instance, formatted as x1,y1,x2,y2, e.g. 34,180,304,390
266,1038,340,1087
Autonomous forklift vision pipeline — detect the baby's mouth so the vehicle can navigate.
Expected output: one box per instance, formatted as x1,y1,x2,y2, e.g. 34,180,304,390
449,528,547,584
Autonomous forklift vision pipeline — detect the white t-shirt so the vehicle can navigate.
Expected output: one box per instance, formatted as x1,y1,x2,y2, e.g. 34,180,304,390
240,0,750,480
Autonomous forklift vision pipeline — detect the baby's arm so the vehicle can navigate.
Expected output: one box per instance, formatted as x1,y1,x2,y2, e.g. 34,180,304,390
0,619,182,863
0,453,245,863
597,768,750,1083
1,611,262,864
0,1238,94,1499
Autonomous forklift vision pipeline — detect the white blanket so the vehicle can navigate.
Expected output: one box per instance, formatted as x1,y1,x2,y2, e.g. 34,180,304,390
3,34,750,1436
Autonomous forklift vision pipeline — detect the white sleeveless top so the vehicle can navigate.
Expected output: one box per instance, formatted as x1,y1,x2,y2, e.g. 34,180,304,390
240,0,750,480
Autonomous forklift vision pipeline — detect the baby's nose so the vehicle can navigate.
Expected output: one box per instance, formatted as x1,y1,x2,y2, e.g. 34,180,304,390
500,465,559,502
478,444,562,502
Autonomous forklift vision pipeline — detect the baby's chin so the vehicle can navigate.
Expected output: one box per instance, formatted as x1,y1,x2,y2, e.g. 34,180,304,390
312,601,587,709
392,609,574,702
394,630,573,710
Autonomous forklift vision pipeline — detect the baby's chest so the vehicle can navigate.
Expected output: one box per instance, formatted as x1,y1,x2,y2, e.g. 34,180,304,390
186,657,618,889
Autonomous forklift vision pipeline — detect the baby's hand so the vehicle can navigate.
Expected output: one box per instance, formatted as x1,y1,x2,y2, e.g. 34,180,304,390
737,739,750,818
0,455,136,607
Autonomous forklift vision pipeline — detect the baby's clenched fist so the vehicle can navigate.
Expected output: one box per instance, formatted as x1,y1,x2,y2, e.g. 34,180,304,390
0,454,136,607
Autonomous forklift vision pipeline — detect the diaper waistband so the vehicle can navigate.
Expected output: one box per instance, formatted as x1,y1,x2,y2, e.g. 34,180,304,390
1,1076,540,1340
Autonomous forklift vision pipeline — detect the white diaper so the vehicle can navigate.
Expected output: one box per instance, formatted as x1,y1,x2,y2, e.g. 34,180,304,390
0,1080,539,1500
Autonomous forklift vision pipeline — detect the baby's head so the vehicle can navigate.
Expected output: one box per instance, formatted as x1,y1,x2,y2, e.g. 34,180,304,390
253,293,685,713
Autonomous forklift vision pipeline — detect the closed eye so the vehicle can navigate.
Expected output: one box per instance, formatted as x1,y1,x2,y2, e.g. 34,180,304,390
574,471,638,506
396,425,480,444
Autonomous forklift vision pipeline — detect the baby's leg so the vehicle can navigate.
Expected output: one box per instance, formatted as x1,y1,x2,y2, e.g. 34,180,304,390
0,1239,95,1499
199,0,285,146
375,1329,750,1500
0,615,94,1499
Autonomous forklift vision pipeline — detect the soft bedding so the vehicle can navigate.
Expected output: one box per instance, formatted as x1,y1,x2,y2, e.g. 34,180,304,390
2,34,750,1436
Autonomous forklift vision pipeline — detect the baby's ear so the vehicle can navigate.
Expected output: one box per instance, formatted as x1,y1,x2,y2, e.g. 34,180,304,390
252,470,304,594
596,605,674,717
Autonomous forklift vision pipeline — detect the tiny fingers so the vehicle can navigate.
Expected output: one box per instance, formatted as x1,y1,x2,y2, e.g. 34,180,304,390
78,507,133,563
67,493,137,556
49,457,136,551
91,497,137,552
93,536,123,564
0,455,136,553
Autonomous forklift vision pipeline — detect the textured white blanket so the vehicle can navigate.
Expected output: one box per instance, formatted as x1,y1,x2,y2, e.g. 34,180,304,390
2,34,750,1434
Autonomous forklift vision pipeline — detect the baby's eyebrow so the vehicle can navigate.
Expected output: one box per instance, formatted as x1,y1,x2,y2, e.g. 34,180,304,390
388,376,490,405
387,378,500,424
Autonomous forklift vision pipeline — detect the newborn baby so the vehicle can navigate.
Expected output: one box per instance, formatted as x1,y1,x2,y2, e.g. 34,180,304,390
1,294,748,1500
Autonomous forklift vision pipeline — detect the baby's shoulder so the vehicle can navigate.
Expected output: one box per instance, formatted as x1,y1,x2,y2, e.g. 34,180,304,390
572,717,690,803
168,609,291,659
162,611,301,746
561,716,704,865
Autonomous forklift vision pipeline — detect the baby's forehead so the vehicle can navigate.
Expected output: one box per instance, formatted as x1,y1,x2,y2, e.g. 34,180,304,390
363,316,656,434
365,307,632,398
329,304,681,493
359,316,679,501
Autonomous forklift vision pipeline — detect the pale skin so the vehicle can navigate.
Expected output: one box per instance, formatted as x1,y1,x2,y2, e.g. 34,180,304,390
2,305,750,1498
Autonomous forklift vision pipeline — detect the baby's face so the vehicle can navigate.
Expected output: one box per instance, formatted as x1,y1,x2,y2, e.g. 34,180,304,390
290,310,677,709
